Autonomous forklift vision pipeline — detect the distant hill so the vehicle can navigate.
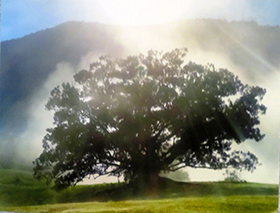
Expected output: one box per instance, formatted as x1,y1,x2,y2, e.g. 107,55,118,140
0,21,124,133
1,19,279,169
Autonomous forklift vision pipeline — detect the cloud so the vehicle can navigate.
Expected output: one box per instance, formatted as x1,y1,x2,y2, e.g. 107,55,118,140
13,62,76,165
12,50,114,166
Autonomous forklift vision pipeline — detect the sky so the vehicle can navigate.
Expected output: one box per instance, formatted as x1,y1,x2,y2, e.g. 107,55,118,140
1,0,280,185
1,0,280,41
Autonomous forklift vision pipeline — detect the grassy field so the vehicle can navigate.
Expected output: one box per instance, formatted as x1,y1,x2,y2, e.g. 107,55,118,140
0,169,278,212
2,196,278,213
0,169,56,206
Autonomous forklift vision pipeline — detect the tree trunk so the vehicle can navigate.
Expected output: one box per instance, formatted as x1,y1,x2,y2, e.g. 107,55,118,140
129,172,162,196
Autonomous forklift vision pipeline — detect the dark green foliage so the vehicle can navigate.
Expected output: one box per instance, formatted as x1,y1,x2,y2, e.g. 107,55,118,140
34,48,266,190
223,169,246,182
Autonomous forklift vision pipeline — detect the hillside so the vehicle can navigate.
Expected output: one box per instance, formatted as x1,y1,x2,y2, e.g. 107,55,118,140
0,169,277,207
0,21,123,135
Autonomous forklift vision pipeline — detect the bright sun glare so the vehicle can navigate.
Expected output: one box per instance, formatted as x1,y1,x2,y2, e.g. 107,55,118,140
72,0,252,26
90,0,197,25
77,0,243,26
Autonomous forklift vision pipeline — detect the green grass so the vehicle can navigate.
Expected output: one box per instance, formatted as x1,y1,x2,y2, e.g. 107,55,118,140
0,169,57,206
0,169,278,212
2,196,278,213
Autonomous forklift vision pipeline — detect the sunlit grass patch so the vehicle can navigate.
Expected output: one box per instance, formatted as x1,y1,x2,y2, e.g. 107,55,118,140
2,195,278,213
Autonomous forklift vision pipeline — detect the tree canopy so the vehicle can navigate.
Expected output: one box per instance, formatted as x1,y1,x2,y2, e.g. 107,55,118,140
33,48,266,190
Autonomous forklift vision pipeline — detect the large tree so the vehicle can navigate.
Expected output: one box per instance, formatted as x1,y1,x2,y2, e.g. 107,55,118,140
34,48,266,190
